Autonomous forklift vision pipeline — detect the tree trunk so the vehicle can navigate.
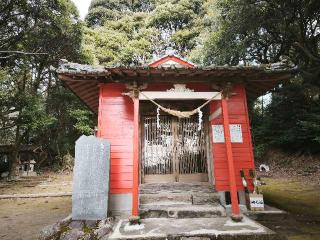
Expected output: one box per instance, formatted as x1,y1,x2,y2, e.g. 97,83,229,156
9,125,21,180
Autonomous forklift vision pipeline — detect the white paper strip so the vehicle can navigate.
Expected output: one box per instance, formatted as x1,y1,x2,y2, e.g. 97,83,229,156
212,124,243,143
212,125,225,143
230,124,243,143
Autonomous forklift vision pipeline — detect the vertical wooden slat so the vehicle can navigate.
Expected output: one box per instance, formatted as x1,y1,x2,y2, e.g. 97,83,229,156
145,117,148,175
142,113,209,182
132,98,139,216
152,117,155,174
169,117,171,173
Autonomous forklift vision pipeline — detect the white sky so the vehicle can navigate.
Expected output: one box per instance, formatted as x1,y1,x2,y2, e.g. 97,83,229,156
71,0,91,20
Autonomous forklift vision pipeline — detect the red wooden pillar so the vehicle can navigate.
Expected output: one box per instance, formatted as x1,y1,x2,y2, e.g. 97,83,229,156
132,97,139,216
221,98,241,216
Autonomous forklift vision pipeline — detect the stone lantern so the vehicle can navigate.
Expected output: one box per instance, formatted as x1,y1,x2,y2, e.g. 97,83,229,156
28,160,37,176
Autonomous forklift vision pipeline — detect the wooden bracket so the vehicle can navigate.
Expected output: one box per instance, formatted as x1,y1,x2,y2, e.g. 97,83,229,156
221,82,233,99
211,83,223,91
123,82,148,99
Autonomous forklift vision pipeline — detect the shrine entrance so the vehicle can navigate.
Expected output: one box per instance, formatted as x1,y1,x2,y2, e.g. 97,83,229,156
141,112,209,183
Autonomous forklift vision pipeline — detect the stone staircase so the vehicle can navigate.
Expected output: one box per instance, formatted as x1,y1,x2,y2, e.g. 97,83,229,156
139,182,226,219
109,183,281,239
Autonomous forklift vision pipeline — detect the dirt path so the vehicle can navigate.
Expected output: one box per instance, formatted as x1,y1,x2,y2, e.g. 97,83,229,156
0,173,72,240
0,197,71,240
1,173,319,240
0,174,72,195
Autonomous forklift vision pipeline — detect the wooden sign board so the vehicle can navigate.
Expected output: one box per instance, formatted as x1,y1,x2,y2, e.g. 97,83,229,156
247,193,265,211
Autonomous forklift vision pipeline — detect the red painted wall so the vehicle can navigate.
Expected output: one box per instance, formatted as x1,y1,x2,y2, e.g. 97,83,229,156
97,82,213,194
210,84,255,191
98,83,134,194
97,82,255,194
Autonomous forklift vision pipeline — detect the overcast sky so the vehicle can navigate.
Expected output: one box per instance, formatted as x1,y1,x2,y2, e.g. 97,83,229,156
71,0,91,20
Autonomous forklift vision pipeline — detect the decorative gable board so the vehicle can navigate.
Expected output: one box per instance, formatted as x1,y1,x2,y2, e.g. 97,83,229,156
149,55,195,68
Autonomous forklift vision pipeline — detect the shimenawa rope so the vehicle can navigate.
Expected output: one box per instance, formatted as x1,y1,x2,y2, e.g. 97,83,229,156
139,91,221,118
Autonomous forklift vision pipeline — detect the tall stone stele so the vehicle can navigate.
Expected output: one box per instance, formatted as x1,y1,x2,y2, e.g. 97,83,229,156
72,135,110,220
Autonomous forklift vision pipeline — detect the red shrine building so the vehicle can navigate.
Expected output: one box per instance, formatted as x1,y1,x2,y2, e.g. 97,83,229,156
58,55,292,217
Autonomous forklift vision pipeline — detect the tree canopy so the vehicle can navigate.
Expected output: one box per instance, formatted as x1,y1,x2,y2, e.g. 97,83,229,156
83,0,320,155
0,0,94,176
204,0,320,155
84,0,209,65
1,0,319,176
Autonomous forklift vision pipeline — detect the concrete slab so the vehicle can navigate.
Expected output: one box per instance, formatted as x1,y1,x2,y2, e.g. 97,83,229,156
248,204,286,215
139,183,216,195
108,216,282,240
140,192,221,205
245,205,288,222
225,204,248,215
140,204,226,219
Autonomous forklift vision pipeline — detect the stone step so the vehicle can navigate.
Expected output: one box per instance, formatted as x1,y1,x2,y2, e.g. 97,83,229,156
139,183,216,195
140,192,220,205
109,216,281,240
139,204,226,219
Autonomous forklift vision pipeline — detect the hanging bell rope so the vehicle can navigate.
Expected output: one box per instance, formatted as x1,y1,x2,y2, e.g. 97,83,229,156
139,91,221,119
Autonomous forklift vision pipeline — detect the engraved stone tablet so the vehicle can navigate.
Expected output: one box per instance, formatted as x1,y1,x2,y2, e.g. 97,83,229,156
72,135,110,220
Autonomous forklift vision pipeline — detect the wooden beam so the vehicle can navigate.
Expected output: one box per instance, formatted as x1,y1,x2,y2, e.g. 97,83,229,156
132,98,139,216
139,91,221,100
221,98,240,217
70,84,99,97
209,107,221,121
84,95,99,105
113,75,247,83
71,82,97,89
62,82,97,114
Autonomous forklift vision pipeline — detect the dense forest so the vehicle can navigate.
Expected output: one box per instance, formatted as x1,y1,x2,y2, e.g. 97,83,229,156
0,0,319,177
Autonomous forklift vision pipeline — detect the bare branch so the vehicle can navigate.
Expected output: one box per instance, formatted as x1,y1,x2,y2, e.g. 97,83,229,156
293,42,320,62
0,54,15,59
0,124,16,131
0,51,48,55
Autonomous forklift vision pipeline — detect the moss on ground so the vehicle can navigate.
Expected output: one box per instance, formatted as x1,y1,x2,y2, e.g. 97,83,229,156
261,178,320,219
288,236,320,240
259,178,320,240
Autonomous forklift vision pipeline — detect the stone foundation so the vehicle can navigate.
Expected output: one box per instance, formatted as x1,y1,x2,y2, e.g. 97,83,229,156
38,215,115,240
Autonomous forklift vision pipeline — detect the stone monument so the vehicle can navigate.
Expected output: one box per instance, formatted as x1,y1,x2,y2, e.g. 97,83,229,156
72,135,110,220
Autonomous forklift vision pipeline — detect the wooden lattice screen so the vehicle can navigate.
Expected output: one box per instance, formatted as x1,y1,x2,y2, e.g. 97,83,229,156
142,115,208,183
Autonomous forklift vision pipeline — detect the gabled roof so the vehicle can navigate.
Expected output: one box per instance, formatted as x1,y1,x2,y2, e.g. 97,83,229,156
149,55,195,68
57,60,295,114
